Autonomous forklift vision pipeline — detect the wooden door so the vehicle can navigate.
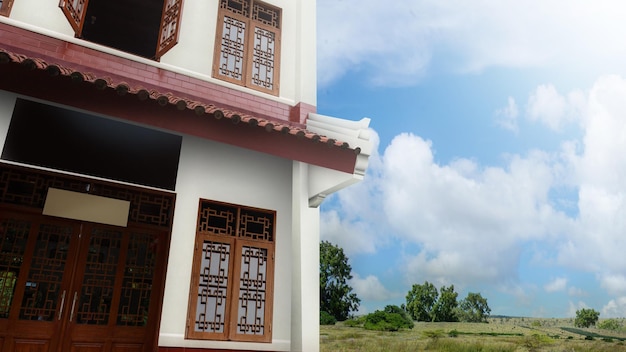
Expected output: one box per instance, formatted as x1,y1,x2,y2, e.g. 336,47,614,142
0,212,165,352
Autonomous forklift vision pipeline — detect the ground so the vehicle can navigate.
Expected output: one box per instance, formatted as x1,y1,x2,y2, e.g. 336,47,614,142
320,317,626,351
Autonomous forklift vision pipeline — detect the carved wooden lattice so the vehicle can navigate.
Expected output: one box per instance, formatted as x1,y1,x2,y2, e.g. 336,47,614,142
218,16,247,82
117,231,158,326
59,0,88,33
188,199,274,342
252,2,279,28
235,246,267,335
0,218,31,318
0,164,175,228
250,27,275,90
214,0,280,95
198,200,237,237
195,240,231,333
19,224,72,321
76,227,122,325
156,0,183,59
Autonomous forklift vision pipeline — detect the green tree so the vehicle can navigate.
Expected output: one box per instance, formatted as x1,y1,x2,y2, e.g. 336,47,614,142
456,292,491,322
406,281,438,321
431,285,458,322
320,241,360,321
575,308,600,328
364,305,414,331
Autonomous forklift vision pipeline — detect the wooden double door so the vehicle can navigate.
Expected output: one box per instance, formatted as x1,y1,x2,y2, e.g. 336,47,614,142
0,211,167,352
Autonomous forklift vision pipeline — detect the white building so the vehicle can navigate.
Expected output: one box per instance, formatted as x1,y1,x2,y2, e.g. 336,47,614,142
0,1,371,351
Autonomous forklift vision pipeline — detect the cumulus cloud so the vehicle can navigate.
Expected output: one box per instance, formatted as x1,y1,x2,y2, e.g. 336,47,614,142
322,74,626,308
349,274,399,302
602,296,626,317
495,96,519,132
544,277,568,293
525,84,586,131
318,0,626,86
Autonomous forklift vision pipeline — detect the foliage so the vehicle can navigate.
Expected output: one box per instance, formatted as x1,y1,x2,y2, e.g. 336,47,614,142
456,292,491,323
320,311,337,325
320,241,360,321
574,308,600,328
344,318,362,327
383,305,414,329
405,281,438,321
598,318,622,331
363,308,414,331
431,285,459,322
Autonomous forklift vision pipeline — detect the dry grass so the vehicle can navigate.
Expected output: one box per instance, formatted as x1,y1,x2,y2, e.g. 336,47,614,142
320,317,626,352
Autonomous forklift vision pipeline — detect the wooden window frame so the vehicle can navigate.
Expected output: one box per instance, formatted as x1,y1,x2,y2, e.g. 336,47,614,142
58,0,182,60
186,199,275,343
213,0,281,96
0,0,14,16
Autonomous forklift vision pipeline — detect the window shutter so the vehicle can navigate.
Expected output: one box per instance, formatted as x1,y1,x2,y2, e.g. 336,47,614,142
155,0,183,60
59,0,89,35
188,237,234,340
229,240,274,342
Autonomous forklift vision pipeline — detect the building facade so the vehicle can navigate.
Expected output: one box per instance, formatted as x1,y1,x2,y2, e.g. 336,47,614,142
0,1,371,351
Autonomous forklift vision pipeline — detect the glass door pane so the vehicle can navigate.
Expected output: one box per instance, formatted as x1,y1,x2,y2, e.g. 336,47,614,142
19,223,73,321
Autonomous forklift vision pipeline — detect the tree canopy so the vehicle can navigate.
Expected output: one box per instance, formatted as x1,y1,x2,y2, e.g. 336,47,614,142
456,292,491,323
320,241,360,321
431,285,458,322
575,308,600,328
405,283,490,323
406,281,438,321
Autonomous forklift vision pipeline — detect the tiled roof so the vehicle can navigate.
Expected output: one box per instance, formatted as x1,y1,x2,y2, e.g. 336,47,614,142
0,48,358,153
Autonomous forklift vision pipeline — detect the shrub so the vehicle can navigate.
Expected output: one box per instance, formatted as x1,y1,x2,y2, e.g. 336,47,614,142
448,329,459,337
320,311,337,325
343,318,361,327
363,309,414,331
598,318,622,331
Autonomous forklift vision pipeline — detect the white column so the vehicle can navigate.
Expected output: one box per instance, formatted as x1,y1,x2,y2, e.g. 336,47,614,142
291,161,320,352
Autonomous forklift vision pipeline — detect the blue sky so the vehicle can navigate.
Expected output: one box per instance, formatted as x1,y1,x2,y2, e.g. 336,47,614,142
316,0,626,318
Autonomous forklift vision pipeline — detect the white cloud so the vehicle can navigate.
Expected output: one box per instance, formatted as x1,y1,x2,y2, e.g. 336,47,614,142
495,96,519,132
349,274,398,302
544,277,568,293
318,0,626,86
568,301,590,317
525,84,586,131
600,274,626,296
602,297,626,318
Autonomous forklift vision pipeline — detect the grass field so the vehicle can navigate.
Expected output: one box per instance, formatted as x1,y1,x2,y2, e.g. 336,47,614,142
320,317,626,351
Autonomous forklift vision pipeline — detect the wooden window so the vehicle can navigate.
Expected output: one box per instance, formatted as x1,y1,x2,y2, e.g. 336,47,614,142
213,0,281,96
0,0,14,16
58,0,182,60
187,199,275,343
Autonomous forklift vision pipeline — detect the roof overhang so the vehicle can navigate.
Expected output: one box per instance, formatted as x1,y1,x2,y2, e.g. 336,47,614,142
0,46,362,174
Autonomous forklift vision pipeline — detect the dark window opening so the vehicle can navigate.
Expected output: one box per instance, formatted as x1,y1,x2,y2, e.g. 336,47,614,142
80,0,164,59
2,99,182,191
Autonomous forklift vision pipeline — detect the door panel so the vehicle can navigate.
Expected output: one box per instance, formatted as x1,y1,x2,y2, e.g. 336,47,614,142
73,227,123,326
1,213,165,352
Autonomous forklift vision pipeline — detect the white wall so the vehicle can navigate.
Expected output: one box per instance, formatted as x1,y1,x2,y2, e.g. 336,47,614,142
159,134,294,351
0,91,297,351
1,0,317,105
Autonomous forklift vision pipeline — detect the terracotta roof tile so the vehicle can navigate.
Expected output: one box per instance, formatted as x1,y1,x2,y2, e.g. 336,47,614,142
0,48,360,154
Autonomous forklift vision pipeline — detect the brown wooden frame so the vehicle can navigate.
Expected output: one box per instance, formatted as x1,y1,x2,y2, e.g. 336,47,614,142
58,0,182,60
186,199,275,343
0,0,14,16
212,0,281,96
